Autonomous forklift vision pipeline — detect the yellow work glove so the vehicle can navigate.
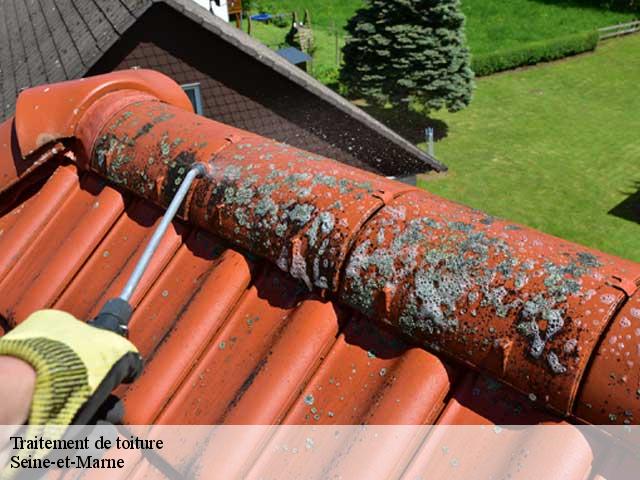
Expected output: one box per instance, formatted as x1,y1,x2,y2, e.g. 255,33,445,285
0,309,142,425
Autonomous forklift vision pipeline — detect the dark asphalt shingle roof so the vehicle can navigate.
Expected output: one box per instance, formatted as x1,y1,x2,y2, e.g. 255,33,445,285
0,0,446,173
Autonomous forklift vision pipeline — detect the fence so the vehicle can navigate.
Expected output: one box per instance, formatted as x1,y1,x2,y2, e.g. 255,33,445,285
598,20,640,40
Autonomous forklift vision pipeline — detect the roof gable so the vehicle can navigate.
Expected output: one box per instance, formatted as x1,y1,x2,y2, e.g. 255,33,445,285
0,0,445,176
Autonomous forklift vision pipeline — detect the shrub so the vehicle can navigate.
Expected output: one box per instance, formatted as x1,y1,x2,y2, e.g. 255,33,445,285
313,66,340,90
596,0,639,12
472,30,600,77
272,13,289,28
242,0,255,12
251,2,277,13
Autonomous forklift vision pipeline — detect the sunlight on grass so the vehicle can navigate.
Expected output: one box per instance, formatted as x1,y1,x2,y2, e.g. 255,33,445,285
251,22,339,76
249,0,636,71
248,2,639,260
464,0,634,54
421,35,640,261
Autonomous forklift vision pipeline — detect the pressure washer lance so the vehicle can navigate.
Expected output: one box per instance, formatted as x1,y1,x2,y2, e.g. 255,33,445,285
88,163,206,336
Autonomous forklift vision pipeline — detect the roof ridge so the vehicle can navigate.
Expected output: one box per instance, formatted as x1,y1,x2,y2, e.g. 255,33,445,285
4,71,640,426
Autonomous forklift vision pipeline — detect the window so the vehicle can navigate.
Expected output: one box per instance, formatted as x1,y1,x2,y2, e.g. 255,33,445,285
181,83,204,115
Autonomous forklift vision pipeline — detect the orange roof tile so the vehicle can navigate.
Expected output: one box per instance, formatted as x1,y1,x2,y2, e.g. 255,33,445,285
1,70,639,449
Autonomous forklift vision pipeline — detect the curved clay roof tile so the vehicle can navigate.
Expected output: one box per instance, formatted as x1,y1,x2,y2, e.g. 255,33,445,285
6,70,640,423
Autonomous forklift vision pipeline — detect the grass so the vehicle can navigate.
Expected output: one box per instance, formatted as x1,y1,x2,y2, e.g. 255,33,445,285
249,0,361,29
464,1,635,55
249,3,640,261
251,22,338,78
418,34,640,262
248,0,636,74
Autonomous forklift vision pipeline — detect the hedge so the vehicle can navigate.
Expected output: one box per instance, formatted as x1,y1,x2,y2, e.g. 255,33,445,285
471,30,600,77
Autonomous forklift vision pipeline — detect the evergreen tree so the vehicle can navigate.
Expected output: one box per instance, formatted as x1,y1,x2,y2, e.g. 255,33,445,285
340,0,474,113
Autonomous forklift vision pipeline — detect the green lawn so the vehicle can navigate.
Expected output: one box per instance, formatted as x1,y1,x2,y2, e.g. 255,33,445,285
249,0,636,73
249,0,361,29
251,22,339,80
419,34,640,262
464,1,635,55
249,3,640,261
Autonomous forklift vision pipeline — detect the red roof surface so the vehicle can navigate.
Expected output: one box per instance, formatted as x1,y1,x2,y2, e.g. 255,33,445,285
1,71,639,447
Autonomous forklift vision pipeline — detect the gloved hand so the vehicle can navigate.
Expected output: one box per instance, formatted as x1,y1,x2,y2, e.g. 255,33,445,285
0,309,142,425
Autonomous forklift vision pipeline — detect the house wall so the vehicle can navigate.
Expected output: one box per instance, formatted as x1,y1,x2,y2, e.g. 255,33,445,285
87,3,428,176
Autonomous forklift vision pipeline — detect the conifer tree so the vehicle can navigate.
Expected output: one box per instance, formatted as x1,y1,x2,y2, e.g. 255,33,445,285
340,0,474,112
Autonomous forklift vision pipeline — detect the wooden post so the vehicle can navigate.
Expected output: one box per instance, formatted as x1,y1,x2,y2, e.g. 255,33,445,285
304,9,312,29
247,15,252,36
228,0,243,28
333,20,339,66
